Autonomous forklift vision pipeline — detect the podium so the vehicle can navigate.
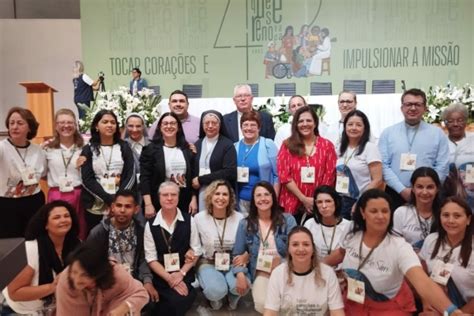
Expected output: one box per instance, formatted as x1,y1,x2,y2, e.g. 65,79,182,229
19,82,57,144
0,238,26,289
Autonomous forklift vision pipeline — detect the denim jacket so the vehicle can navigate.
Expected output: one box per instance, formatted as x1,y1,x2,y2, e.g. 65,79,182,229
231,213,297,281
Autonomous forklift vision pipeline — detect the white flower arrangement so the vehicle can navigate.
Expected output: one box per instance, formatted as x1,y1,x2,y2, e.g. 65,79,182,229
78,87,161,133
424,83,474,124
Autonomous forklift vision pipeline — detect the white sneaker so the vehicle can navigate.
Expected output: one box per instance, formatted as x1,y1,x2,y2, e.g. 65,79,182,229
209,299,223,310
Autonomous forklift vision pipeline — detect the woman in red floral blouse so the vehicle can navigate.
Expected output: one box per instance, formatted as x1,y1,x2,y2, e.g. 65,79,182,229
277,106,336,224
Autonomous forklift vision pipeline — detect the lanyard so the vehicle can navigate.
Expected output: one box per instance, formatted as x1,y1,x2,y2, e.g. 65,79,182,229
405,124,419,153
413,206,431,239
160,226,175,254
321,224,337,255
61,145,76,177
241,139,258,165
212,217,227,250
305,138,317,167
13,145,28,167
343,147,357,166
258,220,273,250
442,241,461,263
358,234,383,271
100,145,114,172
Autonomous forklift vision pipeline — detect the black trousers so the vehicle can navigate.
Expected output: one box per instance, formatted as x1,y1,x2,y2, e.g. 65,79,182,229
153,282,197,316
0,192,45,238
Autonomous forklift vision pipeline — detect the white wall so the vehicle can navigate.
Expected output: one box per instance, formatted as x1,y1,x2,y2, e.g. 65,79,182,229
0,19,81,131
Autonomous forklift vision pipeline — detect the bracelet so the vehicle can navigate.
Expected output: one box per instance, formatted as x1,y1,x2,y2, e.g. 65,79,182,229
444,304,458,316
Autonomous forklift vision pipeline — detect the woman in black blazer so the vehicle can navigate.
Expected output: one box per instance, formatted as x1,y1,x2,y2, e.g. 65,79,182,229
192,110,237,212
140,112,196,217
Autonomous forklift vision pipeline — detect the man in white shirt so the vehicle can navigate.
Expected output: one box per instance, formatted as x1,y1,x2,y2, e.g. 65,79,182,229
323,90,357,146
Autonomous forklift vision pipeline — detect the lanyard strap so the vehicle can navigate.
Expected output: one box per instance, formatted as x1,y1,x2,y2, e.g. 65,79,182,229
100,145,114,172
358,234,383,271
14,145,28,167
259,221,273,250
343,147,357,166
305,137,318,166
212,217,227,250
61,145,76,177
405,124,419,153
321,224,337,255
241,139,259,164
442,240,461,263
413,206,431,239
160,226,174,253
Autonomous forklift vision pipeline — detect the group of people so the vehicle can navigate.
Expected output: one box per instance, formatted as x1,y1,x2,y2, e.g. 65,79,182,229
1,83,473,315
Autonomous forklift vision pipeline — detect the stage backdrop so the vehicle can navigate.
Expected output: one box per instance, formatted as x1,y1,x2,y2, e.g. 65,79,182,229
81,0,473,97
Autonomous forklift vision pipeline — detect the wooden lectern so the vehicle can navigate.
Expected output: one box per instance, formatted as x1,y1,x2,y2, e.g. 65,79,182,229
19,82,57,144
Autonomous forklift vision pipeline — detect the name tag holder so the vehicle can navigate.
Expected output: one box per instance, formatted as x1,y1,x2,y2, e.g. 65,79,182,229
347,277,365,304
336,174,350,194
100,176,116,194
59,175,74,192
20,166,38,186
465,164,474,183
430,259,453,286
164,253,181,272
214,252,230,271
237,166,249,183
199,167,211,176
256,253,273,273
400,153,417,171
301,166,315,183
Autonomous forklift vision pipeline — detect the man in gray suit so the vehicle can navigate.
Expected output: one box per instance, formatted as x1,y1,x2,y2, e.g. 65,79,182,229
223,84,276,142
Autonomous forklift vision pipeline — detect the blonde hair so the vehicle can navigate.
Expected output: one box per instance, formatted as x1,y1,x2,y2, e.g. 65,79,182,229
48,108,84,149
204,180,236,217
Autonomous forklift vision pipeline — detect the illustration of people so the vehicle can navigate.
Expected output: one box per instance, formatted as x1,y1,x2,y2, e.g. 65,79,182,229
264,41,279,78
308,28,331,76
306,25,321,54
281,25,297,68
296,24,309,48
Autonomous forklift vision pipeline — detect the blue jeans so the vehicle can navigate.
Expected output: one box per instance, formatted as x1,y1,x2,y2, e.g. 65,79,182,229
197,263,250,303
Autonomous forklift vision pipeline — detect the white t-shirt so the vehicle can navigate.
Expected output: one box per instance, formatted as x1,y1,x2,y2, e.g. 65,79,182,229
393,205,433,250
265,262,344,315
92,144,124,180
448,133,474,166
304,218,351,259
45,144,82,188
274,123,291,149
419,233,474,302
341,231,421,299
336,142,381,196
194,210,243,259
0,139,46,198
163,146,187,187
2,240,45,314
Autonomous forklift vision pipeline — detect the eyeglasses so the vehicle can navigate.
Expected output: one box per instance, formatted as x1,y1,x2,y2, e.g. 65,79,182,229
234,94,252,99
444,118,466,125
161,121,178,127
204,121,219,126
241,122,259,129
338,99,354,104
56,121,75,126
402,102,425,108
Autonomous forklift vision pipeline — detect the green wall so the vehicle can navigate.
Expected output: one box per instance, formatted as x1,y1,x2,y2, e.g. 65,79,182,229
81,0,474,97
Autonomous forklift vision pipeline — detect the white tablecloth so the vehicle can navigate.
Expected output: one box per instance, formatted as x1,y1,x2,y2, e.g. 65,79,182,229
158,93,404,138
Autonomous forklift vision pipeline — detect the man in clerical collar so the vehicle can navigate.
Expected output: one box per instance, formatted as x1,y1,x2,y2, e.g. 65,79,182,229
378,88,449,209
143,181,202,315
222,84,276,142
148,90,200,144
87,189,159,308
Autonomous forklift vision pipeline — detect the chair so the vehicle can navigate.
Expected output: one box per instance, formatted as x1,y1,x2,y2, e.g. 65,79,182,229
274,83,296,96
148,85,160,95
310,82,332,96
182,84,203,98
343,80,366,94
248,83,259,97
321,58,331,75
372,80,396,94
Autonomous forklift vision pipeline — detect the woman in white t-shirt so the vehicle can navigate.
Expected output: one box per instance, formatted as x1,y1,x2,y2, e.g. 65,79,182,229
420,196,474,314
337,110,382,219
3,200,81,314
264,226,344,315
80,110,136,234
194,180,245,310
45,108,86,239
324,189,464,316
304,185,351,260
393,167,441,252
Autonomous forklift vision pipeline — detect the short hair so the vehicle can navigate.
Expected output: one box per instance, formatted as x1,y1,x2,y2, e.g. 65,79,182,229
351,189,394,234
240,110,261,128
204,180,236,217
401,88,427,105
113,189,138,205
233,84,252,97
67,241,115,290
338,90,357,104
312,185,342,223
132,67,142,75
288,95,308,107
5,107,39,140
320,28,329,37
48,108,84,149
152,112,188,149
158,181,180,195
169,90,189,104
441,102,469,122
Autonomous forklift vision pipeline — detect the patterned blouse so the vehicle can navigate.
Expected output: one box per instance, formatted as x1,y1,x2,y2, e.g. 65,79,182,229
277,136,336,214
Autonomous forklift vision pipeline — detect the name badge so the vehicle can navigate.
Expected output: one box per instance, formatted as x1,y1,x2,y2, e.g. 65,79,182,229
347,277,365,304
20,166,38,186
430,259,453,286
199,167,211,176
214,252,230,271
301,166,315,183
100,176,116,194
59,175,74,192
465,164,474,183
400,153,417,171
164,253,181,272
336,174,350,194
237,167,249,183
256,253,273,273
